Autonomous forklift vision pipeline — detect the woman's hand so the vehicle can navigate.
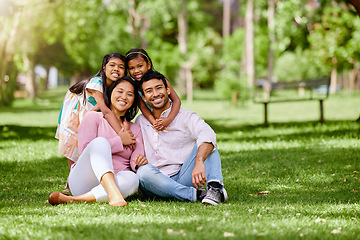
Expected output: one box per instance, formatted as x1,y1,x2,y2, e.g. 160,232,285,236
132,154,148,169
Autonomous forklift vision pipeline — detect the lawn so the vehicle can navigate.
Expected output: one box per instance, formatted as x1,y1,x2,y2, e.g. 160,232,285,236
0,87,359,240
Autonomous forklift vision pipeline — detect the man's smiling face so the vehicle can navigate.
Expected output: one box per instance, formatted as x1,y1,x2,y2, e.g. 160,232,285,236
142,78,171,110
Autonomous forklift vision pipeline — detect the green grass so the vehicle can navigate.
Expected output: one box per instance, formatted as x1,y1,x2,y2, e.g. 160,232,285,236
0,88,359,239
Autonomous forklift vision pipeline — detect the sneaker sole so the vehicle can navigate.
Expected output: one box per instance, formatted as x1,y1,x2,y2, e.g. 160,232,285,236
201,187,228,205
221,188,228,202
202,198,220,205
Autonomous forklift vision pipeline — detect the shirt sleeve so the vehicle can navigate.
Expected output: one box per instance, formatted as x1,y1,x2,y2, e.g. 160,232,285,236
129,124,145,172
184,111,217,150
86,77,103,93
106,136,124,154
77,111,100,155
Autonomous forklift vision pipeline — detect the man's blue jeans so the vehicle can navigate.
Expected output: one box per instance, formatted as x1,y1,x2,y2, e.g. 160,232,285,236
136,145,223,202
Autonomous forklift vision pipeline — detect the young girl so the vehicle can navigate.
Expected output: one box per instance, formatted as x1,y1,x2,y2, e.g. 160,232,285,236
125,48,181,131
56,52,136,169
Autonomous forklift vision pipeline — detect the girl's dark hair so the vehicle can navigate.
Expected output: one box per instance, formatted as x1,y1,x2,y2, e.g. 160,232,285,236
125,48,155,71
106,76,139,122
69,52,126,105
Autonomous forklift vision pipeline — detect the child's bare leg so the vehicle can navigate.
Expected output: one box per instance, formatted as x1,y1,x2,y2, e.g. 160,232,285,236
100,172,127,206
68,159,75,170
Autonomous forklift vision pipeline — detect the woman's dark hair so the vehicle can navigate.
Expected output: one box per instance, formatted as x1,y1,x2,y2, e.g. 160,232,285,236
69,52,126,105
106,76,139,122
125,48,155,71
140,70,168,94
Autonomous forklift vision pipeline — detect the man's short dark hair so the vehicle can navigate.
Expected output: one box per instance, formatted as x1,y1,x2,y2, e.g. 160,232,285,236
140,70,168,94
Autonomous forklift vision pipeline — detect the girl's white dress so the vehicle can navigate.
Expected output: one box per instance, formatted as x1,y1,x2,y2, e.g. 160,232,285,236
55,77,103,161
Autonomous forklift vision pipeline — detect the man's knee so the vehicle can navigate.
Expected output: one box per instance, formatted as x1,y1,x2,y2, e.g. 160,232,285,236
136,164,157,181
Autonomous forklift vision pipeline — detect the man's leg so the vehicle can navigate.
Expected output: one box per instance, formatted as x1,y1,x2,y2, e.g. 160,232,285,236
176,145,224,187
174,145,227,205
136,164,197,202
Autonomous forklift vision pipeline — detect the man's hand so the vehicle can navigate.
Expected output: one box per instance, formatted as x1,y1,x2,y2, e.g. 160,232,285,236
192,161,207,189
132,154,148,168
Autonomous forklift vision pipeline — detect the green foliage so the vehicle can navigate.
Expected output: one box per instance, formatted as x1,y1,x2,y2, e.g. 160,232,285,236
0,63,16,106
0,88,360,239
274,48,330,82
188,27,222,88
254,25,270,78
215,29,245,100
308,4,360,70
275,0,311,52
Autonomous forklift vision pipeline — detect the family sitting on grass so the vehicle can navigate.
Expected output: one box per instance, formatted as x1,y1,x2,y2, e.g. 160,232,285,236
49,49,227,206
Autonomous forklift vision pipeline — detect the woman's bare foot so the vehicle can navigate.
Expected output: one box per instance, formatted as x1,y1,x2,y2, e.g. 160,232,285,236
109,199,128,207
108,194,127,206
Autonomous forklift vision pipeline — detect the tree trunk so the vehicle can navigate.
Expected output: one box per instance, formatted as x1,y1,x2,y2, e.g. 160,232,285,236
140,16,150,49
0,11,20,104
349,68,357,91
245,0,255,88
348,0,360,16
70,71,82,86
23,54,37,100
232,0,244,30
356,69,360,89
178,0,193,103
330,57,337,94
266,0,275,100
223,0,231,37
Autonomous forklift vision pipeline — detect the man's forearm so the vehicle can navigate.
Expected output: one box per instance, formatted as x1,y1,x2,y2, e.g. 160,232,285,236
196,142,214,162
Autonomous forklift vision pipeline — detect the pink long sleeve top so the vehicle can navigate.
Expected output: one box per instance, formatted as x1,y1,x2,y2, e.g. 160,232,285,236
77,111,144,174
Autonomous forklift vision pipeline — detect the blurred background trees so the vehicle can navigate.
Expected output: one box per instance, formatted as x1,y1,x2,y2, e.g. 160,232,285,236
0,0,359,106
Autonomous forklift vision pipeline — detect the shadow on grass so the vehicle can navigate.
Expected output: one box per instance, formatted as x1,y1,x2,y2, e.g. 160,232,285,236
0,125,57,140
0,145,359,210
0,120,359,209
206,119,360,142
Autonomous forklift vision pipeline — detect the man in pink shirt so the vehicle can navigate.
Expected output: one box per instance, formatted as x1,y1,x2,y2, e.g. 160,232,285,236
136,71,227,205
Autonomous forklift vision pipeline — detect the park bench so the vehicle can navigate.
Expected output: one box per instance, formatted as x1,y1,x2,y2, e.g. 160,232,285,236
253,77,331,125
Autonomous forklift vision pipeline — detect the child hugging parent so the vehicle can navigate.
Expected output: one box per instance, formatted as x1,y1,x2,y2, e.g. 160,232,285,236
125,48,182,131
56,53,136,169
49,77,148,207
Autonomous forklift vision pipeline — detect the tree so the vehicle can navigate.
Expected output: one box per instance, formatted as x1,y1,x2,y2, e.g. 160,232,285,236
245,0,255,88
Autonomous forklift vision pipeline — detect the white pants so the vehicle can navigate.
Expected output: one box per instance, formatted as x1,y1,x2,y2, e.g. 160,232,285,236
67,137,139,202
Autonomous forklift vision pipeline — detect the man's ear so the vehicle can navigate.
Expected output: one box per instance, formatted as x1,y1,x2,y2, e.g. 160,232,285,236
167,87,171,96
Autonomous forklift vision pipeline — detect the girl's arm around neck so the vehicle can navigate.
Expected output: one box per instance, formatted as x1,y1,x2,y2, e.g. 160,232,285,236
92,90,123,134
162,79,181,126
139,95,156,125
92,90,136,146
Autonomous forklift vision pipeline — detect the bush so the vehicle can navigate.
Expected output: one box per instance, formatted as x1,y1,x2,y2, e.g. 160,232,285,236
274,48,330,82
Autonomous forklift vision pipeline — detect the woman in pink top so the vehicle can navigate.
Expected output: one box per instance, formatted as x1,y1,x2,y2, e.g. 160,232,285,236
48,76,147,207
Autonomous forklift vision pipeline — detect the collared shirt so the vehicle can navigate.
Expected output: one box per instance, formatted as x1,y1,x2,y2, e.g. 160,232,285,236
135,105,217,177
